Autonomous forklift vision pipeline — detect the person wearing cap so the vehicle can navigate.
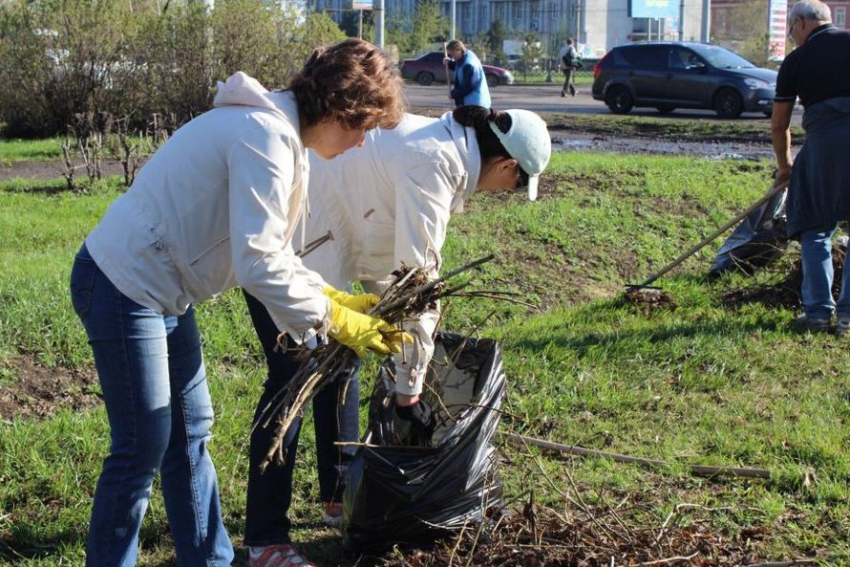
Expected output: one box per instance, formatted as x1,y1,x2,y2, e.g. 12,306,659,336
445,39,491,108
242,105,551,565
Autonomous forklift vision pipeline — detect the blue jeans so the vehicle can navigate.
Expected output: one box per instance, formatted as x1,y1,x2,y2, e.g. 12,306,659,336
800,226,850,319
70,245,234,567
242,290,359,546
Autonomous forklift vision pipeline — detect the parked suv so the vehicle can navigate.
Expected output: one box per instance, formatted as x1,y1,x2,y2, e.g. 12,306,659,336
399,52,514,87
592,42,776,118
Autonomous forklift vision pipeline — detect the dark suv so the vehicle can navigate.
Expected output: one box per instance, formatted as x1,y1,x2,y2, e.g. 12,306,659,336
592,42,776,118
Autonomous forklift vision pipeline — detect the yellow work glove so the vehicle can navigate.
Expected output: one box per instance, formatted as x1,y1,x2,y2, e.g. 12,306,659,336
323,286,380,314
328,299,401,358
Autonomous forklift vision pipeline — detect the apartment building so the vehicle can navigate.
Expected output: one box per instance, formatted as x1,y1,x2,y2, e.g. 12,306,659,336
310,0,707,56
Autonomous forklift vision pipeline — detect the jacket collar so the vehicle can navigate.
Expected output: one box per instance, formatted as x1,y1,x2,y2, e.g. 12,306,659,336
440,111,480,213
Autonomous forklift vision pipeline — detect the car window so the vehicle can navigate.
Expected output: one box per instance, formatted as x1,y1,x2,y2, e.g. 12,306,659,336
620,46,669,70
423,52,443,63
689,45,755,69
669,47,704,70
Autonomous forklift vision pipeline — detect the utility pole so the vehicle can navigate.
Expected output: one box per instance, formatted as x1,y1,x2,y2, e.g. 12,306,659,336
451,0,457,39
573,0,581,41
374,0,384,48
679,0,685,41
701,0,711,43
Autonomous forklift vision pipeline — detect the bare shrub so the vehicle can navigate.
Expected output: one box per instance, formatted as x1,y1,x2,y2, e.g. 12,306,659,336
0,0,349,138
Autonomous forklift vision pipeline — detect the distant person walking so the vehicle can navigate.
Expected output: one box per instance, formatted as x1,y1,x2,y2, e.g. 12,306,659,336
445,39,491,108
772,0,850,336
558,38,580,97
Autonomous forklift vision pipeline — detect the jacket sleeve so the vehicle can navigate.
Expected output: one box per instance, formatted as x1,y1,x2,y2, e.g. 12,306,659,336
391,161,458,396
227,125,331,343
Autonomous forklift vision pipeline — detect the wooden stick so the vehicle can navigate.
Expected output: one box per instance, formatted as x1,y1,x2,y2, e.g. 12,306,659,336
741,561,819,567
636,552,700,566
505,433,771,479
444,42,452,99
629,179,788,289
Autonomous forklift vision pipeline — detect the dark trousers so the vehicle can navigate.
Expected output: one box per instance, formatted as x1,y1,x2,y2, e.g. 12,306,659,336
242,290,360,546
561,68,576,96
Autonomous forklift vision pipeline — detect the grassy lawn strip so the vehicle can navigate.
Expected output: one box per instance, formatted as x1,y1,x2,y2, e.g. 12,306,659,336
0,151,847,566
0,138,64,166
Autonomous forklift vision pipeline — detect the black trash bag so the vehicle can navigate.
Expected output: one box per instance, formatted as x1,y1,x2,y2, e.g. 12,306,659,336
342,333,505,554
710,186,789,277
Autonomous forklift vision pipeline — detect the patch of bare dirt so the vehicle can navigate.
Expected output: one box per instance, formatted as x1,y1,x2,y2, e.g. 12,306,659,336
0,157,146,182
0,355,99,420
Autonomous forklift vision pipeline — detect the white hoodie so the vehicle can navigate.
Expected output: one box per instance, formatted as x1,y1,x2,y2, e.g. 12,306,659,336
86,72,330,342
299,112,481,395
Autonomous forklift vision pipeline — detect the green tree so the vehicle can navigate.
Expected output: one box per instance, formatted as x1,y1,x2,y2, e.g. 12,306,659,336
487,19,506,65
519,31,543,79
466,32,489,63
409,1,447,56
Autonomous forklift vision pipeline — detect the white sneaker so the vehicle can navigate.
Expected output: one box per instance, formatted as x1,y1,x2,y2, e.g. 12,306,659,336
322,501,343,527
249,544,318,567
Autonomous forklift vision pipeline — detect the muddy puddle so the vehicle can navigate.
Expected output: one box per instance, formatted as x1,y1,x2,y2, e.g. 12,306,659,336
553,133,776,161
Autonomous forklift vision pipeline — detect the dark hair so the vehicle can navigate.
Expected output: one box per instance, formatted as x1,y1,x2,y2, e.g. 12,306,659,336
452,105,529,187
289,38,404,130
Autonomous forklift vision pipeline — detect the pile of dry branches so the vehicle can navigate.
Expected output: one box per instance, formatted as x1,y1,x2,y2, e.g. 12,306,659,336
377,497,782,567
252,255,494,471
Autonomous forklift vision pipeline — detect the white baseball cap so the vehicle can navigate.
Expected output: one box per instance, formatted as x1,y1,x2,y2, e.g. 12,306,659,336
488,109,552,201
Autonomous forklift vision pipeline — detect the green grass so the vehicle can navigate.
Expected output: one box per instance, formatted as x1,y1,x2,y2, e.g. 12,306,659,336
0,138,63,166
512,70,595,86
0,136,848,566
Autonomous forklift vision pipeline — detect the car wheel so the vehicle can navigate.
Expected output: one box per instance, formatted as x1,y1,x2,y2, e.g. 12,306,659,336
417,72,435,86
656,106,676,114
486,73,498,88
714,88,743,119
605,85,634,114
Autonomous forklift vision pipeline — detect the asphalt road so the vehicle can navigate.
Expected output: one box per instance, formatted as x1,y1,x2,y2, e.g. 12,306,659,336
404,83,803,126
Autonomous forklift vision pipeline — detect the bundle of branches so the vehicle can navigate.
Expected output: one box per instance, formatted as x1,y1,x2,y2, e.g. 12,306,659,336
377,497,775,567
253,254,495,471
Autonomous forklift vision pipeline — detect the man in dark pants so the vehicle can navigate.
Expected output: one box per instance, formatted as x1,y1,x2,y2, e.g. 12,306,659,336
772,0,850,335
242,290,360,565
558,38,579,97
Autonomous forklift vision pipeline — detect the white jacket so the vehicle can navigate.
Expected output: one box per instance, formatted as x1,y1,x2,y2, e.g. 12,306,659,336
86,72,331,342
300,112,481,395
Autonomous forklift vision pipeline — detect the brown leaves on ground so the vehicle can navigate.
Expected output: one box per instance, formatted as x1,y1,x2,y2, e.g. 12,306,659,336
377,499,765,567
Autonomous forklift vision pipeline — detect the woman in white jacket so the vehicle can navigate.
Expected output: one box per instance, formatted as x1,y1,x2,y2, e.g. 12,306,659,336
68,39,404,567
243,105,551,567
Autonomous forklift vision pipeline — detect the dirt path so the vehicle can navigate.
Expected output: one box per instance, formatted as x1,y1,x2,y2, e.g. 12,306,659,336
0,157,146,182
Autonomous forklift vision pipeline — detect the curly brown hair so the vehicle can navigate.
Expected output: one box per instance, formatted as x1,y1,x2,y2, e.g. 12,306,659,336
289,38,404,131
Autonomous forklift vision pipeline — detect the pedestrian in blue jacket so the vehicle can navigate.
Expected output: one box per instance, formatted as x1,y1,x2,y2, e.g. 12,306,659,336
445,40,491,108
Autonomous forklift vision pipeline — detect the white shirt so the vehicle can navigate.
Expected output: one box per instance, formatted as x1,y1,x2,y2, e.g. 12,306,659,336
86,73,330,342
300,112,481,395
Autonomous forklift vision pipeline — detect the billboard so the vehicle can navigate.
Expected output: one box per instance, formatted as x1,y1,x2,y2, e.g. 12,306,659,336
351,0,373,9
767,0,788,61
630,0,680,20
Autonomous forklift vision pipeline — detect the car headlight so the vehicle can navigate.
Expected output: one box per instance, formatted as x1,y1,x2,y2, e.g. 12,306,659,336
744,78,770,89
